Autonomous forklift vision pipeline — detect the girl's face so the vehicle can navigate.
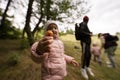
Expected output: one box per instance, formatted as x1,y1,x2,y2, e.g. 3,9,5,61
47,23,59,39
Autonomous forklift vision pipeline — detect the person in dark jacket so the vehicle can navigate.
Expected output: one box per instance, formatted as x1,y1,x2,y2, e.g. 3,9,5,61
98,33,118,68
79,16,94,80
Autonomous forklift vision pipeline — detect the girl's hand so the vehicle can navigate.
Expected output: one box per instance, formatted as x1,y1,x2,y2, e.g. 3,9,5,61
36,36,53,55
71,59,79,67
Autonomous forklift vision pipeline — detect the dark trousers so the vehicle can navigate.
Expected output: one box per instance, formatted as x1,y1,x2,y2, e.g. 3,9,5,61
81,41,91,68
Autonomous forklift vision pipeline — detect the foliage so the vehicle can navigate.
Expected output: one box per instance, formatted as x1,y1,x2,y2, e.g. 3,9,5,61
20,39,30,49
66,29,74,34
0,8,21,39
7,52,20,66
0,23,22,39
59,31,67,36
116,32,120,35
35,0,89,23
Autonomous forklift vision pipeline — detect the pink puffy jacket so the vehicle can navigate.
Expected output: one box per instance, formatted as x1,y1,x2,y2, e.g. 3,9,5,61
91,46,101,56
31,39,74,80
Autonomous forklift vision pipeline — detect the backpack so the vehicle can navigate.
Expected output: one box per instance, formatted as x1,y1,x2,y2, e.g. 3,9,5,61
75,23,83,40
104,34,119,42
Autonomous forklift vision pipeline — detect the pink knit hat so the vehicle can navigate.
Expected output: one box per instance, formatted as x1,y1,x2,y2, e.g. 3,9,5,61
44,20,58,32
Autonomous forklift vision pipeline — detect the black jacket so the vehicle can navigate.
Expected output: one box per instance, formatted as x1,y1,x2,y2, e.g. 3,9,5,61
79,22,91,44
103,33,118,49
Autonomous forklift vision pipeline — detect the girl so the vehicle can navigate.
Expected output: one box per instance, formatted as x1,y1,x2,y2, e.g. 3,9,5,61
31,21,79,80
91,42,102,65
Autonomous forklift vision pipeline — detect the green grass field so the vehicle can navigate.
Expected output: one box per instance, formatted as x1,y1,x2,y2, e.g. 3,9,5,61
0,34,120,80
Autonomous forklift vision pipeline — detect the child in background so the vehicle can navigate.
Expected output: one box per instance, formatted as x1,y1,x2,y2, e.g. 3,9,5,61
31,20,79,80
91,42,102,65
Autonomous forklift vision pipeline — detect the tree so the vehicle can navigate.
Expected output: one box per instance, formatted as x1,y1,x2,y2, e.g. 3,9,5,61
26,0,90,46
0,0,12,38
0,0,90,45
22,0,35,46
33,0,89,31
32,0,44,36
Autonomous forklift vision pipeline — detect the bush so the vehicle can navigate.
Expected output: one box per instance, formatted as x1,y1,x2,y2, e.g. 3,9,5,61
7,52,20,66
20,39,29,49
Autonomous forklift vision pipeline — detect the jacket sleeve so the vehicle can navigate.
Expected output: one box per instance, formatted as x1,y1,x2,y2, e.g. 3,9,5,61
63,54,74,64
31,42,45,63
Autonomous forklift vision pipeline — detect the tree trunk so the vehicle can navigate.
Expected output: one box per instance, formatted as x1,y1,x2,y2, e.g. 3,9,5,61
32,0,44,36
0,0,12,34
32,15,43,35
22,0,34,46
46,0,51,20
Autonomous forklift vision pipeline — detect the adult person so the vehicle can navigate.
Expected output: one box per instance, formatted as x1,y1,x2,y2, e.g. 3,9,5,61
79,16,94,79
98,33,119,68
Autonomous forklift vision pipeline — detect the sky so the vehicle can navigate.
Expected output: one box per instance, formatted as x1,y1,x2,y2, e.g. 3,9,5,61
86,0,120,34
0,0,120,35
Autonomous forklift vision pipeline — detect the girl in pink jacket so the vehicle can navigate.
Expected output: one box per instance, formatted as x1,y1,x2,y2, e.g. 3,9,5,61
91,42,102,65
31,21,79,80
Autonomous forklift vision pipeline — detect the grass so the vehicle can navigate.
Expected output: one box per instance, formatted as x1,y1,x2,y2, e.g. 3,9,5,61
0,34,120,80
61,34,120,80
